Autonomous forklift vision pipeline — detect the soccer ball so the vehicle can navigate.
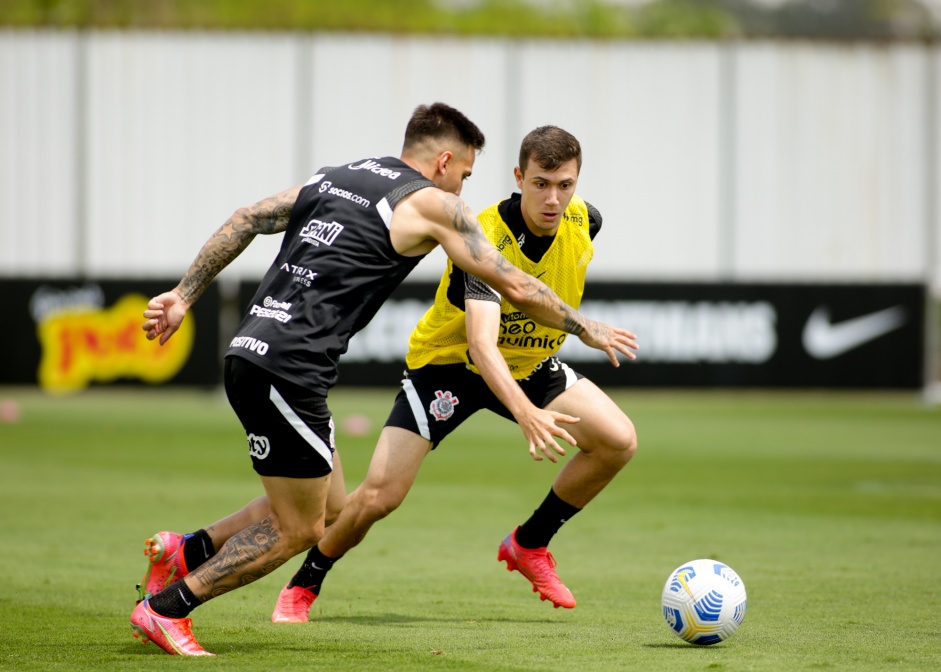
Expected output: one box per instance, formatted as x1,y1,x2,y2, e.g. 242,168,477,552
661,559,747,645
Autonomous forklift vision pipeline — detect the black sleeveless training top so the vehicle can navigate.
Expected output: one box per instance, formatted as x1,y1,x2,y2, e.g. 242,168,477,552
226,156,434,394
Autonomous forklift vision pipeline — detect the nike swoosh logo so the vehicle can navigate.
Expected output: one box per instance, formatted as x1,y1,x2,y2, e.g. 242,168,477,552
178,588,192,606
802,305,907,360
536,271,547,279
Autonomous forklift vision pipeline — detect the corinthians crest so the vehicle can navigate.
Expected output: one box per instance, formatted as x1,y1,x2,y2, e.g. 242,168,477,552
429,390,459,421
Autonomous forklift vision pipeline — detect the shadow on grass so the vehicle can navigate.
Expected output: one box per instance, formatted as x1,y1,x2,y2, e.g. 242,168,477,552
317,612,557,626
643,642,729,649
115,612,560,659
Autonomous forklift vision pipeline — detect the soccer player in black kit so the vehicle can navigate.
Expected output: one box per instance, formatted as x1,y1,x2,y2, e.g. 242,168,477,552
132,103,638,656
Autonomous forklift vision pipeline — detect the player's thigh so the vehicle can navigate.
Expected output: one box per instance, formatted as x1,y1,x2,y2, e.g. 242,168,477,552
545,378,636,455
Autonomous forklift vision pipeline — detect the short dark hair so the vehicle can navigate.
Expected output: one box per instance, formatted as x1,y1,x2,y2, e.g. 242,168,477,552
403,102,486,152
519,126,582,174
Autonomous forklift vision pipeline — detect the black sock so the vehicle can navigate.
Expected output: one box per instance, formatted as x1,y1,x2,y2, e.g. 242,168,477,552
182,529,215,572
148,579,199,619
514,488,582,550
287,545,340,594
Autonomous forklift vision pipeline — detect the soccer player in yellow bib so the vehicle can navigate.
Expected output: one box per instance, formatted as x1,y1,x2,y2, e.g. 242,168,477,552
271,126,638,618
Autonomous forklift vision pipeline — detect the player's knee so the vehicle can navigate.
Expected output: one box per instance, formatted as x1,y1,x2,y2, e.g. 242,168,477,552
604,417,637,468
358,485,404,523
290,520,326,555
621,417,638,463
272,514,326,556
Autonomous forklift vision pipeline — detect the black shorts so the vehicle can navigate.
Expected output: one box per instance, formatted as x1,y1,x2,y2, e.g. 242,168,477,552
224,356,335,478
385,356,584,448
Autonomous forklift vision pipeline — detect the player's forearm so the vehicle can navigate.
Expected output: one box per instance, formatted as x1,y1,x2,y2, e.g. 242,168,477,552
470,342,533,419
439,196,587,336
174,219,257,306
174,187,299,306
502,274,586,337
460,247,587,336
466,299,535,417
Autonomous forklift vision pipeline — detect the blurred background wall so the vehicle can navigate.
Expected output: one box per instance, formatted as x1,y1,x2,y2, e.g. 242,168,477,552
1,0,939,395
1,31,938,291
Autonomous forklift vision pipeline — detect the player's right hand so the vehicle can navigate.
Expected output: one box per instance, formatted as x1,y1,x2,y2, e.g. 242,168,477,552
142,290,188,346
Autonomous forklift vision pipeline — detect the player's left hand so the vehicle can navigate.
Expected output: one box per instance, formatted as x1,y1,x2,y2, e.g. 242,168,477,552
516,406,580,463
578,321,638,367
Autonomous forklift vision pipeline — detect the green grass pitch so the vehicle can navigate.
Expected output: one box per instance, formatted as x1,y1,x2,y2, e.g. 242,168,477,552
0,387,939,671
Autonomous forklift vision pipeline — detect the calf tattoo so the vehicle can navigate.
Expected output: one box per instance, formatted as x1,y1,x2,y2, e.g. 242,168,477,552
192,517,287,600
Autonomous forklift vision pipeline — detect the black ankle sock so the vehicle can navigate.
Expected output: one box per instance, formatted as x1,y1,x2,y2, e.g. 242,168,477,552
148,579,199,619
288,546,340,594
514,488,582,550
182,529,215,572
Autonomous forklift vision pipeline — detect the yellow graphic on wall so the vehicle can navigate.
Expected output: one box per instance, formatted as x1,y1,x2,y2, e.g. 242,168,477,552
36,293,194,394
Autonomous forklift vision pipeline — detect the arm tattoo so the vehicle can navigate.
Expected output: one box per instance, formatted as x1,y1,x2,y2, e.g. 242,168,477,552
176,189,296,305
562,309,585,336
446,197,500,265
442,193,587,336
190,517,287,600
514,276,586,335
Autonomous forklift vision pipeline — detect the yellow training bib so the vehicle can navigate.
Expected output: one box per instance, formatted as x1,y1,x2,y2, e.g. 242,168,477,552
406,195,594,379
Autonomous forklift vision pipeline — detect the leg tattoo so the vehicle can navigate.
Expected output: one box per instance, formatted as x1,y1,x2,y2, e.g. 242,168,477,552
191,517,287,600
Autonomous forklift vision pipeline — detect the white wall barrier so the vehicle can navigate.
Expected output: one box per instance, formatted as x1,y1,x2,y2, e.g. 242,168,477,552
1,31,938,392
1,30,938,293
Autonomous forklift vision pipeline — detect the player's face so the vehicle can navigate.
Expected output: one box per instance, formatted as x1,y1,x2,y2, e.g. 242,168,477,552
435,144,476,197
515,158,579,237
